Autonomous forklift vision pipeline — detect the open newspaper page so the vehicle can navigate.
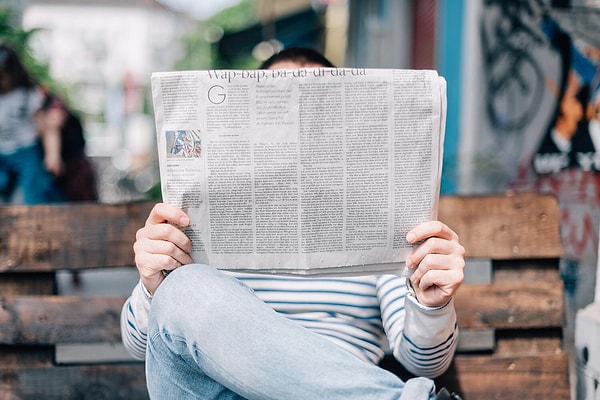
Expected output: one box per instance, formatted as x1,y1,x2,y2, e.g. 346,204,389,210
151,68,446,276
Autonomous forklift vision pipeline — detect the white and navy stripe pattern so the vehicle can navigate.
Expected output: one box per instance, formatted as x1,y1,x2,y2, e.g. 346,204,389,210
121,272,458,378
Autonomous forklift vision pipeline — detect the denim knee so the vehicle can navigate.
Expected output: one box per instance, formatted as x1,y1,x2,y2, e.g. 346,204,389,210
150,264,251,333
153,263,219,307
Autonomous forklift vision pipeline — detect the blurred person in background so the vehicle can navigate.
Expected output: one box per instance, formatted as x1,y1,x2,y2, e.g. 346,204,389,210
0,43,64,204
40,92,98,202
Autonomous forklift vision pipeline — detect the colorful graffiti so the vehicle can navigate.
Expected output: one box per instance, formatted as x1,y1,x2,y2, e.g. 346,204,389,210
533,16,600,174
480,0,547,132
480,0,600,339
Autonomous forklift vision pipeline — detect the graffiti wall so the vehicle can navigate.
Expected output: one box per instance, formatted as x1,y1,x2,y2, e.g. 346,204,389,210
475,0,600,333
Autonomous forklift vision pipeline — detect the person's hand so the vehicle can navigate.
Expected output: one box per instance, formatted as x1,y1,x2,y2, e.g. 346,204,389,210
36,107,66,176
405,220,465,308
133,203,194,295
44,152,64,176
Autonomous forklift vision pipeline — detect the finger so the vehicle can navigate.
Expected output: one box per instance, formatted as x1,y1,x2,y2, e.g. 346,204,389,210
134,251,174,295
413,270,461,307
406,220,458,244
135,251,181,278
410,253,449,284
410,253,464,286
417,267,464,294
405,237,462,269
137,234,192,262
137,222,193,253
146,203,190,227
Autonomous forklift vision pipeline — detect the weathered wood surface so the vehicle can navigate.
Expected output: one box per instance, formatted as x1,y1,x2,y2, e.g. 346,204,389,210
0,194,570,399
0,272,55,295
385,193,570,399
454,278,564,329
436,353,570,400
438,193,563,259
0,202,154,272
0,364,148,400
0,202,153,399
0,296,126,344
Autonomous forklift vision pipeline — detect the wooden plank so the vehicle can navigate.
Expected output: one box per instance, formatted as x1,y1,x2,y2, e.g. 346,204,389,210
0,194,562,269
494,259,561,281
456,328,564,355
435,353,571,400
0,272,55,295
454,279,564,329
0,202,154,272
0,345,54,368
0,364,148,400
0,296,125,344
495,329,564,355
438,194,563,259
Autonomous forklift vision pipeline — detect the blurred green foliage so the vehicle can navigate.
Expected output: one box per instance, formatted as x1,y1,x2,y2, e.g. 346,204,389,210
175,0,260,71
210,0,257,31
0,6,64,95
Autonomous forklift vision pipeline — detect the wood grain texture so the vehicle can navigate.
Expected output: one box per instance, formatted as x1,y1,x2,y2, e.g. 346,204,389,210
0,273,55,295
0,364,148,400
438,194,563,259
454,279,564,329
0,194,570,399
435,353,571,400
0,296,125,344
0,202,154,272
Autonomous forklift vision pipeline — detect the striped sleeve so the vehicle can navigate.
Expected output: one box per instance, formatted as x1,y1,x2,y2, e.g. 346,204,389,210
376,275,458,378
120,280,152,360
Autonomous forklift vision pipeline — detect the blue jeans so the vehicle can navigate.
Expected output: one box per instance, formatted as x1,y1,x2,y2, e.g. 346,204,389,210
0,145,64,204
146,264,436,400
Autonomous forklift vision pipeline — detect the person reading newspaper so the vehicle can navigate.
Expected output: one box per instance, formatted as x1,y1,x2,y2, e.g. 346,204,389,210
121,47,465,400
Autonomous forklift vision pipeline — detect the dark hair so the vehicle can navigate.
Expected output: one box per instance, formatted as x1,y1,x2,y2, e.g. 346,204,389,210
0,43,36,89
259,47,335,69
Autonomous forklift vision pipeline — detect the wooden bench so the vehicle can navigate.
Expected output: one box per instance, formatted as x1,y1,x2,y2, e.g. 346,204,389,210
0,201,153,399
383,193,571,399
0,193,570,399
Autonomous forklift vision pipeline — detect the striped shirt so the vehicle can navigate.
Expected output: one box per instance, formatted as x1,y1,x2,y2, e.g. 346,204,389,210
121,272,458,378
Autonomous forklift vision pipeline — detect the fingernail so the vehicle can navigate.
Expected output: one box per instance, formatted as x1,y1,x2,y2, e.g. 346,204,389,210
406,232,415,243
180,216,189,226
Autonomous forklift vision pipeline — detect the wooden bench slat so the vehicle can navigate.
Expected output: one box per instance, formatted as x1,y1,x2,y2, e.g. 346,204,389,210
0,202,154,272
493,258,561,281
436,353,570,400
0,364,147,400
0,345,54,367
495,329,564,355
0,296,126,344
438,194,563,259
454,279,564,329
0,272,55,295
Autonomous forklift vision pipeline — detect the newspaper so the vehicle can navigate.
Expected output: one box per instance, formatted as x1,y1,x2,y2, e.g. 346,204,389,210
151,67,446,276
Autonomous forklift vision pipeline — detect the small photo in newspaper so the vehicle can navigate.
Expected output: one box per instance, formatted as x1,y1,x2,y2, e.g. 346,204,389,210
166,129,202,158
